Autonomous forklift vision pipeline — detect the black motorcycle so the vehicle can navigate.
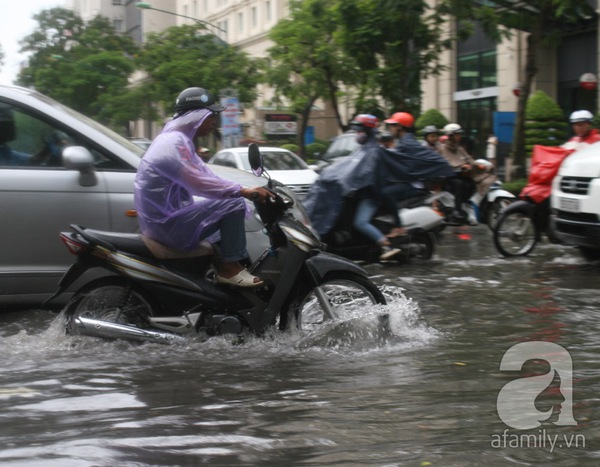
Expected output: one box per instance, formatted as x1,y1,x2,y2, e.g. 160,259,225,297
45,144,387,343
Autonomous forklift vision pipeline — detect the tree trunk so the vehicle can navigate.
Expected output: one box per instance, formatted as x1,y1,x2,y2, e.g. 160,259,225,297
326,74,346,132
510,9,548,180
297,96,317,159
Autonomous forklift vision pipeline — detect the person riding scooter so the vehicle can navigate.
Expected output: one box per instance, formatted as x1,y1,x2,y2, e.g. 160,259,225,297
440,123,477,223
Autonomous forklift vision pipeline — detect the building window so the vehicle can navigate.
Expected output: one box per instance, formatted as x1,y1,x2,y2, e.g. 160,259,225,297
112,0,122,5
457,50,497,91
266,0,272,22
238,12,244,32
112,19,123,32
218,19,229,41
251,6,257,27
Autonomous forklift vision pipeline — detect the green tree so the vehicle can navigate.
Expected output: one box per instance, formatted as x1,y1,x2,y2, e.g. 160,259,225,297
136,24,261,118
266,0,352,157
441,0,596,177
18,8,139,130
266,0,451,156
336,0,450,115
524,90,567,154
415,109,450,133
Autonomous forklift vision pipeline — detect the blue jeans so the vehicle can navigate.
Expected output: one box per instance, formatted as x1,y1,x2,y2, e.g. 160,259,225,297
204,209,248,263
353,198,386,244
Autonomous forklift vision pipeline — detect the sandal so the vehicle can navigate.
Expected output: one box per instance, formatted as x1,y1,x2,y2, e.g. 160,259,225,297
216,269,264,288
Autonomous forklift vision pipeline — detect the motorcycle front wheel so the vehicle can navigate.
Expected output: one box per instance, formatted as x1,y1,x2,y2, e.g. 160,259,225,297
64,277,157,335
493,208,538,257
486,198,513,231
282,272,386,332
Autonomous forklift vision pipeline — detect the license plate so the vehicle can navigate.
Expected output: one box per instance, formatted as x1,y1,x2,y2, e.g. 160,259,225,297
559,197,580,212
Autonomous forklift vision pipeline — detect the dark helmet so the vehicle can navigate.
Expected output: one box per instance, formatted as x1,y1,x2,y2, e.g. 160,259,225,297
349,114,379,131
377,130,394,143
423,125,439,136
174,87,226,116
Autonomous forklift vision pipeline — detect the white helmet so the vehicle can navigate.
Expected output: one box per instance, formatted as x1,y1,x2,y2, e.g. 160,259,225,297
569,110,593,123
443,123,464,135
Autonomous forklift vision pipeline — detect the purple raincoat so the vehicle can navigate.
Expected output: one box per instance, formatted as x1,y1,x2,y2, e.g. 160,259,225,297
134,108,248,250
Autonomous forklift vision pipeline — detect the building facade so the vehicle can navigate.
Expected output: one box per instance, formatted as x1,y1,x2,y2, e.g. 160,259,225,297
68,0,600,158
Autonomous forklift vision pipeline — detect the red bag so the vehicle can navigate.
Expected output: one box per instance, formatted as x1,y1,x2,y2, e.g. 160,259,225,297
520,145,572,204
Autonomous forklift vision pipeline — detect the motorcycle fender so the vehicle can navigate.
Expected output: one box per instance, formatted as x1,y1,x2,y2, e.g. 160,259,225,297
42,258,93,305
305,251,369,283
487,189,516,203
501,199,534,216
400,206,444,231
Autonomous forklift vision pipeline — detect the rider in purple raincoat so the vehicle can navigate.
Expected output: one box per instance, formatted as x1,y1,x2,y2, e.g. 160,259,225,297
134,87,270,287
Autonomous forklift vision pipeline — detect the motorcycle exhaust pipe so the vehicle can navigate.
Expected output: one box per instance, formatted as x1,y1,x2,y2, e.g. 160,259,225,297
73,316,186,345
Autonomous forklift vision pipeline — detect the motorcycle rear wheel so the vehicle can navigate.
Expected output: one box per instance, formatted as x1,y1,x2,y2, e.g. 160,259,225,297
283,272,386,332
64,277,157,335
493,209,538,257
405,231,435,260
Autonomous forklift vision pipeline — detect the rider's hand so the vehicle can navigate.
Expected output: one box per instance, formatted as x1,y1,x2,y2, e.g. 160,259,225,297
240,186,273,203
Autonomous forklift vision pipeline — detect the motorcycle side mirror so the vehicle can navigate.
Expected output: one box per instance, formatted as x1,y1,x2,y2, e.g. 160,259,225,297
248,143,264,177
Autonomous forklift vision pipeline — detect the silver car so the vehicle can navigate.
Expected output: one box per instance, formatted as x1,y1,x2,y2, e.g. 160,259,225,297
0,86,310,306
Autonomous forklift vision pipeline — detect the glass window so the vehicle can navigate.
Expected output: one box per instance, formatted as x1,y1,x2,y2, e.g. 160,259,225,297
261,151,307,170
212,153,237,168
457,97,497,157
0,102,130,170
457,50,497,91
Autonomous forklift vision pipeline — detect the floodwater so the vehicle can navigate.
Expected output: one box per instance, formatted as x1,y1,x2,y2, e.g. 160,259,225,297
1,226,599,466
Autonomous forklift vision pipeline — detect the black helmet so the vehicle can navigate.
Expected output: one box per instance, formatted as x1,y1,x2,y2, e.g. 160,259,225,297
174,87,226,115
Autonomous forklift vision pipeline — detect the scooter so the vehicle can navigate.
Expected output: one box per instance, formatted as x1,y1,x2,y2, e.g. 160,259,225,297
321,190,446,263
493,146,567,257
44,144,387,344
437,159,515,229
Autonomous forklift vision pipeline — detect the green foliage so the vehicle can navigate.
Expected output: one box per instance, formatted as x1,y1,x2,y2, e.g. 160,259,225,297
280,143,300,154
502,178,528,196
18,9,259,131
18,9,139,129
305,142,327,159
415,108,450,133
138,24,261,116
524,90,567,154
336,0,450,115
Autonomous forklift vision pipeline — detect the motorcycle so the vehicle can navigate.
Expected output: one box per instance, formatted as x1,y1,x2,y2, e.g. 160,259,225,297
493,146,567,257
45,144,387,344
321,189,446,263
438,159,515,229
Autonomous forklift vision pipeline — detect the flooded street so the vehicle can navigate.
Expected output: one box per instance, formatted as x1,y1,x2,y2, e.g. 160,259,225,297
1,225,599,466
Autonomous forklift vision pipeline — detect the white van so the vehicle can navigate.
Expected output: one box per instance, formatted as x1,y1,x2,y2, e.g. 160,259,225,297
551,143,600,260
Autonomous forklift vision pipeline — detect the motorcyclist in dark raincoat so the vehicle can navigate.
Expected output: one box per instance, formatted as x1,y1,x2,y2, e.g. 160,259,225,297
304,113,454,260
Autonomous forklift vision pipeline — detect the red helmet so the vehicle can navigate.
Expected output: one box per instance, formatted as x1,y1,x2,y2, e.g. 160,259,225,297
350,114,379,130
384,112,415,128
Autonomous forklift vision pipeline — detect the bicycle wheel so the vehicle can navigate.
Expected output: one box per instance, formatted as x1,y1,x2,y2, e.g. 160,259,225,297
493,208,538,256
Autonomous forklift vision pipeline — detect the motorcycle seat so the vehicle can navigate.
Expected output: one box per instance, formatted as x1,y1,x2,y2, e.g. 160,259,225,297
78,228,213,259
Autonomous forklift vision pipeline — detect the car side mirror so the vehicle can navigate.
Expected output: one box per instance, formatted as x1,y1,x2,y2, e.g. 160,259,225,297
62,146,97,187
248,143,263,177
